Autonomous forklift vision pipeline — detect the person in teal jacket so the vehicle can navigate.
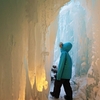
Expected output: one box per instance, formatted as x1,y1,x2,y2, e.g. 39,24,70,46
50,42,73,100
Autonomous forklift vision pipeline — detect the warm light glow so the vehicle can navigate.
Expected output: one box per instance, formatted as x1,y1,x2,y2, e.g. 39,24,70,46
36,65,48,92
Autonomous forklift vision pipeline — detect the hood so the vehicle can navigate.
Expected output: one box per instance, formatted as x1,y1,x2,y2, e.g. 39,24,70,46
61,42,72,52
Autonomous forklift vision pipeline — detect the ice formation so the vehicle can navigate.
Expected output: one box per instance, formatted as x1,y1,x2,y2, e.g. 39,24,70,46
54,0,90,76
0,0,100,100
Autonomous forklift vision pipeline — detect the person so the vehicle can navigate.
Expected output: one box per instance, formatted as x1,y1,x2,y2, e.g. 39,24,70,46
50,42,73,100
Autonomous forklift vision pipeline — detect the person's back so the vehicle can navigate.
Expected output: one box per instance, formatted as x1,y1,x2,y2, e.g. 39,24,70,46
57,42,72,80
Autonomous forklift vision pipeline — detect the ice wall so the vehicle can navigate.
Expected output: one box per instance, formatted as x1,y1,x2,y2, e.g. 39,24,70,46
0,1,28,100
0,0,70,100
86,0,100,100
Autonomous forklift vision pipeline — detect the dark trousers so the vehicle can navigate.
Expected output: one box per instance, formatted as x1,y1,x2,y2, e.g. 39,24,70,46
52,79,72,100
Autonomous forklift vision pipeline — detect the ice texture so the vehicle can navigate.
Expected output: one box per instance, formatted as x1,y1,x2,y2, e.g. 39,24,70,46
0,0,100,100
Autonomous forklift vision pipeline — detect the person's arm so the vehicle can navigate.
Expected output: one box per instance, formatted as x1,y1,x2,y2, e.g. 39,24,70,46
56,52,66,80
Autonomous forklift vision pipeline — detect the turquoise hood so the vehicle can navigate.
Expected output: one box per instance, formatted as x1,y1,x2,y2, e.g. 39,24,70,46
61,42,72,52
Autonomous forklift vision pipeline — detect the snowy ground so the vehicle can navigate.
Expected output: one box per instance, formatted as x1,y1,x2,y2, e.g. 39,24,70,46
48,75,87,100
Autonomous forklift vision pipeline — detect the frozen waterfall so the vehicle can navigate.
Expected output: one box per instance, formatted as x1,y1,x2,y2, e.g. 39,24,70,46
53,0,92,77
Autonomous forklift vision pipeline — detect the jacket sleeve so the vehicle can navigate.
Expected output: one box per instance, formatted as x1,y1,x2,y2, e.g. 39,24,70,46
57,52,66,80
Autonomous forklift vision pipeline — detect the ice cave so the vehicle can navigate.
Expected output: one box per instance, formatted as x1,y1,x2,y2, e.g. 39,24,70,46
0,0,100,100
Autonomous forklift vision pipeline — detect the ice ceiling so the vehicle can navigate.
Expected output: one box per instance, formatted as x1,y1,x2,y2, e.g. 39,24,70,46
0,0,100,100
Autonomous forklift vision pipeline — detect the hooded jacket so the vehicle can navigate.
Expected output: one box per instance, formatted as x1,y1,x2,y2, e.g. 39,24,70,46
57,42,72,80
